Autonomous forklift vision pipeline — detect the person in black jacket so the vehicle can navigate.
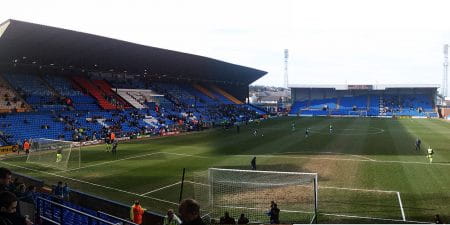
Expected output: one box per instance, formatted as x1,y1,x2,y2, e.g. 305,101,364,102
178,199,205,225
267,201,280,224
237,214,249,224
0,168,12,192
219,212,235,224
0,191,32,225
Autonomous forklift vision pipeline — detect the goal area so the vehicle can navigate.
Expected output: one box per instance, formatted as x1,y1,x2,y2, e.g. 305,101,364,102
26,138,81,170
194,168,318,224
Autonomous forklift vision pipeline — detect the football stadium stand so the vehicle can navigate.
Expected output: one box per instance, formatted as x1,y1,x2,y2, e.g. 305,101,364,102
0,19,269,225
289,84,439,117
0,19,267,147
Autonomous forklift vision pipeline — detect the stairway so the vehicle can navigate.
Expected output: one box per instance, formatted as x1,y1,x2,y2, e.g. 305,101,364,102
116,90,146,109
379,96,384,116
72,77,116,110
192,84,216,100
211,85,243,104
336,97,340,109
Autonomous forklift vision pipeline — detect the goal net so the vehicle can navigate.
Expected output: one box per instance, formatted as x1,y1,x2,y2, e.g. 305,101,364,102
26,138,80,170
194,168,318,224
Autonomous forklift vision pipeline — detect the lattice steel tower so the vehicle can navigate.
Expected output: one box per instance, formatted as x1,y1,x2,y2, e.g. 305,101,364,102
284,49,289,88
443,44,448,97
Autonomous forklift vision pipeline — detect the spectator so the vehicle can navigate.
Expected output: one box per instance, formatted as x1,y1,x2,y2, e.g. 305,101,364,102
237,214,249,224
0,168,12,192
267,201,280,224
62,183,70,200
14,183,26,200
0,191,32,225
164,209,181,225
130,200,145,224
178,199,205,225
219,212,236,224
22,185,37,205
10,178,19,192
53,181,63,198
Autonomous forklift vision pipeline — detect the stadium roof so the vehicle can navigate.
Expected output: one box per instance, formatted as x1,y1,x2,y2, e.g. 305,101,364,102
0,19,267,84
289,84,440,90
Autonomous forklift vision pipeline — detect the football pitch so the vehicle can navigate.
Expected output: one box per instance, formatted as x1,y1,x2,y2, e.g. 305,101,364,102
1,117,450,223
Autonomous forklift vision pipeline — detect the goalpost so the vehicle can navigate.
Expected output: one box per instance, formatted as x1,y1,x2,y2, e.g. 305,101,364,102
26,138,81,170
194,168,318,224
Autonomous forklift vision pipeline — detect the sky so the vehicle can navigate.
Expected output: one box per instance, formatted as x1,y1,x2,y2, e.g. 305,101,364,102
2,0,450,89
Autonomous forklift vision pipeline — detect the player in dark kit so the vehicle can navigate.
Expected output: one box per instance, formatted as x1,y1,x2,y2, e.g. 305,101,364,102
111,140,118,157
305,128,310,138
251,157,256,170
415,138,421,151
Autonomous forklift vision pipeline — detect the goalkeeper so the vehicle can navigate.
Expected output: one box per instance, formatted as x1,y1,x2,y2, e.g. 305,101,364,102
56,149,63,163
427,146,434,163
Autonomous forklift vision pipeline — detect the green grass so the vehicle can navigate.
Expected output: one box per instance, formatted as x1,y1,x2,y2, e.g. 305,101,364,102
2,117,450,223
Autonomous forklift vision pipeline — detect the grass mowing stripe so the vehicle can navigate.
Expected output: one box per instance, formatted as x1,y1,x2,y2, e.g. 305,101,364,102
0,160,179,206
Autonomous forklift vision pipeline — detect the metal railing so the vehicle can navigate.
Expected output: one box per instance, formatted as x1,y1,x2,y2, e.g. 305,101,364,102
36,197,120,225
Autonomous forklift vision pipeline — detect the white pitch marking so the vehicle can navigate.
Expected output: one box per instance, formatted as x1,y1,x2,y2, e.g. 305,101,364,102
322,212,427,224
141,181,182,196
185,180,397,194
58,152,164,173
320,185,397,193
397,192,406,221
163,152,210,159
350,154,376,161
58,152,208,174
233,154,450,166
0,160,179,206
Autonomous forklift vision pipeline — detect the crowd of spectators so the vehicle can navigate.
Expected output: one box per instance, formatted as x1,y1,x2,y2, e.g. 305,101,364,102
0,167,34,225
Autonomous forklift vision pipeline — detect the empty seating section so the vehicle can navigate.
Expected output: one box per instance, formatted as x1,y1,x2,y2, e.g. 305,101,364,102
340,95,367,109
155,82,201,107
43,75,101,111
0,113,72,143
211,85,244,104
310,98,337,109
43,75,83,97
73,77,117,110
3,74,66,111
290,94,436,117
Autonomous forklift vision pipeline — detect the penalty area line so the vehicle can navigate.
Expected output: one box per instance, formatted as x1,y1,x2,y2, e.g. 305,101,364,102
57,152,163,173
57,152,208,174
232,154,450,166
141,181,182,196
397,191,406,221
